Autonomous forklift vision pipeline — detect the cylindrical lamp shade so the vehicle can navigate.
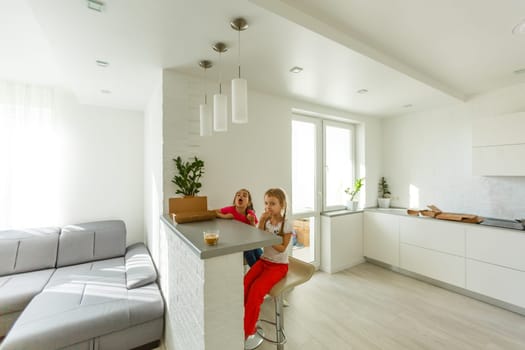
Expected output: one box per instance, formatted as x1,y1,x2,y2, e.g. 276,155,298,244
199,104,212,136
213,93,228,132
231,78,248,124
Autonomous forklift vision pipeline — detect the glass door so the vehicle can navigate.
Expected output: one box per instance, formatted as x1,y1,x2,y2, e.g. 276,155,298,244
291,116,321,266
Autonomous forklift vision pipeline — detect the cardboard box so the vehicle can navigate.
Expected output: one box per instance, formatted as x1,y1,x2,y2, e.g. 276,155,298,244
169,196,208,214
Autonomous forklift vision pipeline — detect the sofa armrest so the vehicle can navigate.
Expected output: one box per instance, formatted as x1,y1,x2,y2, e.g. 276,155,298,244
125,243,157,289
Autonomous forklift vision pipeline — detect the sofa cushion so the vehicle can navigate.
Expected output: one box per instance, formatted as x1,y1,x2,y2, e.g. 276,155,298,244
57,220,126,267
0,269,55,315
125,243,158,289
0,258,164,350
0,227,59,276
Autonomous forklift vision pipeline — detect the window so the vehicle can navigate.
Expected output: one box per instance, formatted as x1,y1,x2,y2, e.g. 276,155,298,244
324,121,355,210
291,114,357,264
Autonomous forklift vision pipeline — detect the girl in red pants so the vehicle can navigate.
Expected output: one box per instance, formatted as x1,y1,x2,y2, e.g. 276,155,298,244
244,188,292,350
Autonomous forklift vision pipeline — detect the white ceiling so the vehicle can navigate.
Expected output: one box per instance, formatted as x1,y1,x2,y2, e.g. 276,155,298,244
2,0,525,117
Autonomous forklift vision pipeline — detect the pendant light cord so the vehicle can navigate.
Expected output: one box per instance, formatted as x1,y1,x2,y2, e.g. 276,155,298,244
219,51,222,95
238,30,241,78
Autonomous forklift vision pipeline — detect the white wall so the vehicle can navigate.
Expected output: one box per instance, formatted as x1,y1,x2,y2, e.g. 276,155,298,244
54,89,145,243
162,70,382,214
144,76,163,263
383,82,525,220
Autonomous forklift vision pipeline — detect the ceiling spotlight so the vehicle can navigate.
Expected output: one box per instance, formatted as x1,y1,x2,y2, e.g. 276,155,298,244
289,66,303,73
96,60,109,67
512,19,525,34
356,89,368,94
87,0,104,12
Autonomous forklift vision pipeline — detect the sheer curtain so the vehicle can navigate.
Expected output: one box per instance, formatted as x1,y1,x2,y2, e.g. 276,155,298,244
0,81,61,229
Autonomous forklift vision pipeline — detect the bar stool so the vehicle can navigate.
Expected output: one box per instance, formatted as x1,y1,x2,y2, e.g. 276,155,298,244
257,256,315,349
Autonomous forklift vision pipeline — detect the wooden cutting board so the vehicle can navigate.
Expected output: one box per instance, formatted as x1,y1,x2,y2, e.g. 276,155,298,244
436,212,483,223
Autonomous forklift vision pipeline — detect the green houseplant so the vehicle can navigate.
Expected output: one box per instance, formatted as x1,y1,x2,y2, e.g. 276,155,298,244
171,156,204,196
169,156,208,215
345,177,364,210
377,176,391,208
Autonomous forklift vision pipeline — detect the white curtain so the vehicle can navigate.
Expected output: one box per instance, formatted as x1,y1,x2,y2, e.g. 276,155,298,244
0,81,61,229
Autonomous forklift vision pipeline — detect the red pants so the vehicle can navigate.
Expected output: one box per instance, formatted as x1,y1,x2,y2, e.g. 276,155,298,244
244,259,288,337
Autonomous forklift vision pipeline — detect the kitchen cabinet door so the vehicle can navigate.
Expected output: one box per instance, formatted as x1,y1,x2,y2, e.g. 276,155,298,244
400,243,465,287
320,213,363,273
363,212,399,267
472,112,525,176
472,144,525,176
467,259,525,308
466,226,525,272
399,216,465,255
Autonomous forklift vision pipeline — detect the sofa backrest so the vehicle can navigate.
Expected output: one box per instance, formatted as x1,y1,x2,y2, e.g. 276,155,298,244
0,227,60,276
56,220,126,267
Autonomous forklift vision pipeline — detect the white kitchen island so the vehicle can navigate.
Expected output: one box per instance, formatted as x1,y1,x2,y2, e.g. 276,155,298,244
159,216,280,350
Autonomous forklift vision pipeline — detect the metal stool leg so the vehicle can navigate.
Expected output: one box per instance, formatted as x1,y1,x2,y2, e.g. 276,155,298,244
275,294,285,350
257,293,287,349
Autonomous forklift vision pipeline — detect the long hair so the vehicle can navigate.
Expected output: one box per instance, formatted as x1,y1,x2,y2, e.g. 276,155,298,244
264,188,288,236
232,188,254,215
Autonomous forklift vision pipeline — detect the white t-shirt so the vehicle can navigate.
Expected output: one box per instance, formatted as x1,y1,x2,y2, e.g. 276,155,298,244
261,219,293,264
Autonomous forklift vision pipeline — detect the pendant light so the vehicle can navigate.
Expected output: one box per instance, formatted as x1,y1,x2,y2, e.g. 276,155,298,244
198,60,213,136
230,17,248,124
213,42,228,132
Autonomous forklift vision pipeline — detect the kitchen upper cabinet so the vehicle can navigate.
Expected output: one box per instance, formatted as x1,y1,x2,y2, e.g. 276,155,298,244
320,212,363,273
364,212,399,267
472,112,525,176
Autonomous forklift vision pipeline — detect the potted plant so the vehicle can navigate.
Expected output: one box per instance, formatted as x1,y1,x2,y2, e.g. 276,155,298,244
377,176,391,208
172,156,204,196
344,177,364,211
169,156,208,214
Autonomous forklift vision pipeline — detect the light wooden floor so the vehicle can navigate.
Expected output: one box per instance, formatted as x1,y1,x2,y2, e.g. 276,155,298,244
257,262,525,350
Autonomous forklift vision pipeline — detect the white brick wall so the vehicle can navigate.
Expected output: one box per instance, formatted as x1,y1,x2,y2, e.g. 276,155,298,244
160,221,244,349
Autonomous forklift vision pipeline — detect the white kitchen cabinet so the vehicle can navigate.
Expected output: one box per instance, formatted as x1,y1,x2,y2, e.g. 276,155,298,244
400,243,465,287
466,224,525,307
320,212,363,273
472,111,525,176
467,259,525,308
472,144,525,176
466,225,525,271
363,211,399,267
363,210,525,311
399,216,465,255
398,216,465,287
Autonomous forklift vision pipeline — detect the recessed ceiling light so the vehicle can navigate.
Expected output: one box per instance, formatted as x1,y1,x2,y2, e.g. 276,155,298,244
514,68,525,74
289,66,303,73
403,104,413,108
512,19,525,34
100,89,111,94
356,89,368,94
96,60,109,67
87,0,104,12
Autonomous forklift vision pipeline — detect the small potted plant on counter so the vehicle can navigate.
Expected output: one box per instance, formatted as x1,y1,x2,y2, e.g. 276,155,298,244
345,177,364,211
169,156,210,216
377,176,391,208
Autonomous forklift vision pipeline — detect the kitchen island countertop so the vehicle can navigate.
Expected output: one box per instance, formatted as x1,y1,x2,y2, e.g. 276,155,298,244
161,214,281,259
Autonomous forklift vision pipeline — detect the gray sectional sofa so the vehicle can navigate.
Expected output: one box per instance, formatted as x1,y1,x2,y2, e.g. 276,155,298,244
0,220,164,350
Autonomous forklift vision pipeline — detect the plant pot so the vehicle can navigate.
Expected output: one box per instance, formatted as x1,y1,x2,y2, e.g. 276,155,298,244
377,198,391,208
346,200,359,211
169,196,208,214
